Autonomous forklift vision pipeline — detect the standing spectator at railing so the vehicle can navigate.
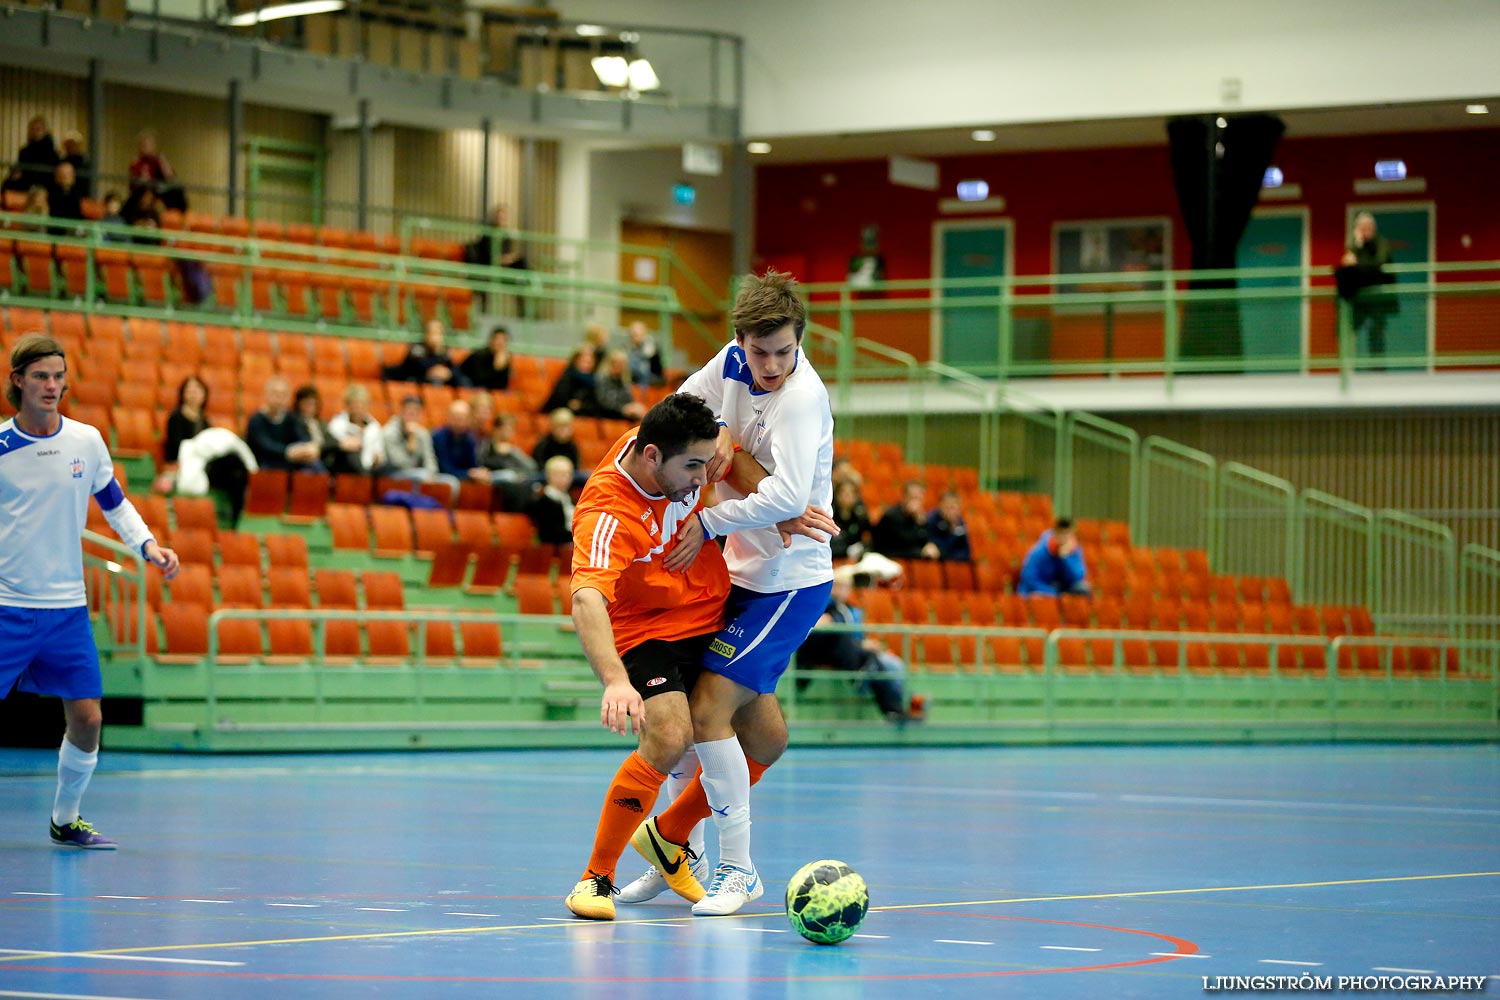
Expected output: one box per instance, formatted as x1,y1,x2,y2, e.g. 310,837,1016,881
540,347,599,415
388,319,465,387
870,480,939,561
1335,212,1396,358
47,163,84,224
459,326,513,390
432,399,491,487
60,131,91,199
128,130,185,212
1017,518,1091,596
592,350,647,422
3,116,58,196
328,384,387,475
245,376,323,474
830,480,872,562
464,203,528,270
925,490,971,563
625,321,664,387
381,395,458,496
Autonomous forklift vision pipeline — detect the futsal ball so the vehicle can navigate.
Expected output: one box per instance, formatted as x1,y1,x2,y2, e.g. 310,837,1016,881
784,860,869,945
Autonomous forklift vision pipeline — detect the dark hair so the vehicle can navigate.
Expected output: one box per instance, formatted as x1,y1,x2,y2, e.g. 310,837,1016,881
294,385,321,413
1054,517,1074,531
633,393,719,463
7,333,66,410
176,374,209,412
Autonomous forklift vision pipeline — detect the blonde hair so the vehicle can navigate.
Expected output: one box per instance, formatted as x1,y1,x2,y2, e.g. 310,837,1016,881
732,269,806,342
7,333,66,410
545,454,575,478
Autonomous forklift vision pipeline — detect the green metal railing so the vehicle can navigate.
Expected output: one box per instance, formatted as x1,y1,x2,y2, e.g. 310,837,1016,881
1214,462,1297,584
1459,545,1500,684
82,529,150,667
1066,412,1139,533
1139,436,1216,553
1297,490,1376,609
1374,511,1459,636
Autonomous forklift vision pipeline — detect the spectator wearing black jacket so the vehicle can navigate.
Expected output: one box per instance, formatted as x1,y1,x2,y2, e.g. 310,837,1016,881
540,347,599,415
388,319,465,387
245,377,322,472
3,116,58,195
459,326,513,390
870,480,939,560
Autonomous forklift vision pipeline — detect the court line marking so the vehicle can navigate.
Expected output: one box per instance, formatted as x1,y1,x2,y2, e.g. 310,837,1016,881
13,893,62,897
443,913,500,918
265,904,319,908
96,897,146,901
1042,946,1101,952
354,908,406,913
852,934,889,939
935,939,993,946
0,991,166,1000
1261,959,1323,966
0,870,1491,963
178,901,231,905
1152,952,1211,958
1375,967,1436,974
0,950,241,968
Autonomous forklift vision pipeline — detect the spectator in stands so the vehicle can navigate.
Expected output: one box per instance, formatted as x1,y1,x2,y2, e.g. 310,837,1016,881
20,186,49,224
121,187,161,233
381,395,458,496
832,456,864,492
1336,211,1396,357
467,389,495,436
99,190,127,237
128,130,185,211
830,480,872,562
926,490,971,562
797,568,913,723
432,399,491,487
532,407,588,488
60,131,91,199
525,454,576,546
3,116,58,195
582,322,611,365
293,385,340,473
1017,517,1091,596
540,347,599,415
327,383,386,475
592,350,647,421
479,412,537,484
870,480,939,560
459,326,512,390
48,162,84,223
625,320,664,387
389,319,464,387
465,204,528,315
245,376,323,473
163,375,210,466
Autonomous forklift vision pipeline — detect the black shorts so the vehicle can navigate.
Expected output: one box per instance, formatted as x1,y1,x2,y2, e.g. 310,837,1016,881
622,632,717,702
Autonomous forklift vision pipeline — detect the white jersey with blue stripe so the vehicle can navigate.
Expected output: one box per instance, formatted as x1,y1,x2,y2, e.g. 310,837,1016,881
0,415,154,608
679,340,835,594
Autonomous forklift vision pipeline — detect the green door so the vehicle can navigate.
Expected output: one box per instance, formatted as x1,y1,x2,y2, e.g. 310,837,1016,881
938,223,1009,370
1236,211,1304,373
1353,206,1430,365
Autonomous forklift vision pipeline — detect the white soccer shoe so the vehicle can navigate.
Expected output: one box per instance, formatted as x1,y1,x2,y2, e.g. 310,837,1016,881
691,863,763,916
618,850,710,904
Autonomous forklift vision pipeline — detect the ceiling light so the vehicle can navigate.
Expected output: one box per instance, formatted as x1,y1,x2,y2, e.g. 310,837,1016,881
971,129,996,142
1466,104,1490,115
747,142,772,155
1216,116,1228,128
626,59,659,92
591,55,629,88
575,24,609,37
227,0,344,26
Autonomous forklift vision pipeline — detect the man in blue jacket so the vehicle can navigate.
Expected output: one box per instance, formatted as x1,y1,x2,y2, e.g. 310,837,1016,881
1017,518,1090,596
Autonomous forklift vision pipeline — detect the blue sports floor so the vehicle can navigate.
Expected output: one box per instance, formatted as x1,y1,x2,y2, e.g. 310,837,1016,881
1,742,1497,999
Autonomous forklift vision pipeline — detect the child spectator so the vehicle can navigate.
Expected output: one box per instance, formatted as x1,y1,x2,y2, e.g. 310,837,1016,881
926,490,971,562
1017,518,1091,596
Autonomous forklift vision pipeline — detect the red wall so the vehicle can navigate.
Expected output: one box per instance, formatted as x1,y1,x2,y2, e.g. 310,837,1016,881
753,128,1500,283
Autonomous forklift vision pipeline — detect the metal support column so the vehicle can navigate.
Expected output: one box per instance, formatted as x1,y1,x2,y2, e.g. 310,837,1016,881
728,38,751,276
357,98,370,232
227,79,243,216
479,117,493,219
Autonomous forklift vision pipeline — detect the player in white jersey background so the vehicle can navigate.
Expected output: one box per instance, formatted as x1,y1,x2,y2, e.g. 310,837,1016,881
622,271,837,916
2,333,180,849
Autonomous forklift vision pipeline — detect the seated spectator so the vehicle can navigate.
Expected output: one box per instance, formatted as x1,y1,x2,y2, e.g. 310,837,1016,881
479,412,538,483
870,480,939,560
121,186,162,235
381,395,459,497
926,490,971,562
467,389,495,436
540,347,599,415
593,350,647,421
830,480,873,562
48,162,84,222
625,321,664,387
388,319,464,386
432,400,491,486
832,457,864,493
60,130,91,198
99,190,128,239
245,376,323,473
1017,518,1091,596
293,385,340,473
582,322,611,365
19,186,50,227
163,375,210,466
3,116,58,195
459,326,512,390
526,455,576,546
129,130,185,211
531,407,588,487
797,569,913,723
327,383,386,475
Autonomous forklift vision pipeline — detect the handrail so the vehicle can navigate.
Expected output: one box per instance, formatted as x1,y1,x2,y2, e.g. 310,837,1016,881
82,528,150,668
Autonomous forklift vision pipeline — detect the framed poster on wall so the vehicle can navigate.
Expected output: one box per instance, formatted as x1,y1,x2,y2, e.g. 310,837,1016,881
1053,217,1170,298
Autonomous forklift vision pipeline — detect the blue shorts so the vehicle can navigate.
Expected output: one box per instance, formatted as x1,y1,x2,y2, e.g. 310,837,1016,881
0,605,103,701
702,582,834,694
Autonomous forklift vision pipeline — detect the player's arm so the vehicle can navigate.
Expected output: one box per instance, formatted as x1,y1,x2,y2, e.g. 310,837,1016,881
90,439,179,579
571,586,642,737
677,346,734,481
697,389,830,536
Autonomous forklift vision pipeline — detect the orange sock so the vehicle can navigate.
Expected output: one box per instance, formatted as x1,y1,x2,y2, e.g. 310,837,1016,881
656,758,772,845
584,751,668,881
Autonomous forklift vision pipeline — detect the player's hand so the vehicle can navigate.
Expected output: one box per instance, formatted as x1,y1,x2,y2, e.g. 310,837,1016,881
144,541,181,581
776,505,840,547
664,515,707,574
600,680,644,736
705,424,735,484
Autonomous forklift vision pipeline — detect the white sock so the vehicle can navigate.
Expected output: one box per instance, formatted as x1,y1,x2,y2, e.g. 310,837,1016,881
53,738,98,827
665,747,707,859
695,736,751,873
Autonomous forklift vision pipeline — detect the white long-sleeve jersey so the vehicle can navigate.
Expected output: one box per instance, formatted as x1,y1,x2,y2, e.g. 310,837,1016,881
679,340,834,594
0,416,155,608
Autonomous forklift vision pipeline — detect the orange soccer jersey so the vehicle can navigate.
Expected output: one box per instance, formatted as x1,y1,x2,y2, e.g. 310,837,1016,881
569,431,730,654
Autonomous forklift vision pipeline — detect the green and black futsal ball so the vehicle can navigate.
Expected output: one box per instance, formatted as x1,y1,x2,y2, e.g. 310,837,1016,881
784,860,869,944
